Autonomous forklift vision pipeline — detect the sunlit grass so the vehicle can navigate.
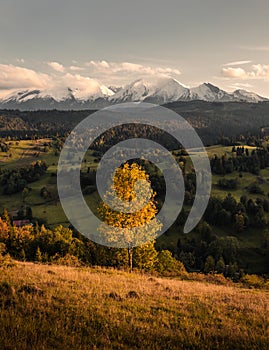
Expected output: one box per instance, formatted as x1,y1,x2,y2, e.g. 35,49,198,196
0,262,268,349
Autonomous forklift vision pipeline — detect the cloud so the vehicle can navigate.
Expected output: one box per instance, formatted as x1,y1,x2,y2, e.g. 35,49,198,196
69,65,85,71
87,60,110,69
222,67,248,79
229,82,253,89
43,73,105,100
0,64,50,90
240,46,269,52
221,64,269,80
0,63,111,100
222,60,251,67
85,60,181,84
0,60,182,99
47,61,65,73
251,64,269,78
16,58,25,63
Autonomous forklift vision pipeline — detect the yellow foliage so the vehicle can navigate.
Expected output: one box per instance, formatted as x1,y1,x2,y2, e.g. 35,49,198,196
98,163,162,247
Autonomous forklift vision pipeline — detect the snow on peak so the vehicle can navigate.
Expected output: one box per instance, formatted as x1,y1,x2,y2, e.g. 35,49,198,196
109,76,190,103
0,78,267,110
0,89,41,103
232,89,268,102
0,82,114,104
190,83,233,102
100,85,114,97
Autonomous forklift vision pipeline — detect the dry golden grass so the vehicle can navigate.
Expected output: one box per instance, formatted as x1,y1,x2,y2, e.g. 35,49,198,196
0,262,268,349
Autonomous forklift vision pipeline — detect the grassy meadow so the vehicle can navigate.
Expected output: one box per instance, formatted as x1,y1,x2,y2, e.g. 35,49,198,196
0,262,268,350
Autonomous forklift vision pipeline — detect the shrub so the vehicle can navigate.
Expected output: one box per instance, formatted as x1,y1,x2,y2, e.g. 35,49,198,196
218,178,238,190
51,253,82,267
240,274,267,289
0,243,16,268
155,250,186,276
247,183,264,195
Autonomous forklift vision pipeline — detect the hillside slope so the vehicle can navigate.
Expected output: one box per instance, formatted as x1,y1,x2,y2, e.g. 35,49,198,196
0,262,268,349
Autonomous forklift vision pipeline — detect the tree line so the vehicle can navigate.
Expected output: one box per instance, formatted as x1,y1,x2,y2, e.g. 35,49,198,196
211,145,269,176
0,160,47,195
0,209,186,276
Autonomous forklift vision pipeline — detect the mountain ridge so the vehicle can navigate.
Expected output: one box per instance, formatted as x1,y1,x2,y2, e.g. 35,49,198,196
0,77,267,110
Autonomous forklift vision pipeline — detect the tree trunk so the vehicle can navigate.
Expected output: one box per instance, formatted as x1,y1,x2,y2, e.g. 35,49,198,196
128,246,133,272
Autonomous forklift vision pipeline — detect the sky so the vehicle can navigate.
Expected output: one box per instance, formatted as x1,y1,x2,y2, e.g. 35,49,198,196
0,0,269,97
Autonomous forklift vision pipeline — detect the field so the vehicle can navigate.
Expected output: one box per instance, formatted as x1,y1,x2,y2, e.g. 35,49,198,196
0,139,99,226
207,144,269,202
0,262,268,350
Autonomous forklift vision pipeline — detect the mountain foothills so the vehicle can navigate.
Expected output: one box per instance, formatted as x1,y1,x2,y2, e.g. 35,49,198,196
0,77,267,110
1,101,269,145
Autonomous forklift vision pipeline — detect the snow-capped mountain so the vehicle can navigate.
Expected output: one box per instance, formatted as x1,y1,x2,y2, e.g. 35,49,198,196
189,83,268,103
109,79,268,104
108,85,122,94
0,85,114,110
109,77,190,104
232,89,267,103
0,78,267,110
190,83,234,102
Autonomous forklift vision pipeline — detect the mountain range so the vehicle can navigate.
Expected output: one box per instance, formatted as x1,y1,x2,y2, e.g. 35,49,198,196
0,77,267,110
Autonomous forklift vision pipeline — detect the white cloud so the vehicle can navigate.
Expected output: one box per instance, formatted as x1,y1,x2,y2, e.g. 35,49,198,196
47,61,65,73
0,60,181,99
87,60,110,69
222,60,251,67
0,64,50,90
69,65,85,71
222,67,248,79
251,64,269,78
229,82,253,89
240,46,269,52
43,73,104,100
222,64,269,80
0,63,109,100
85,60,181,84
16,58,25,63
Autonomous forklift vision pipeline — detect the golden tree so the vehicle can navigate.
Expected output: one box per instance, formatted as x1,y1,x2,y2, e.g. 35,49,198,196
98,163,162,270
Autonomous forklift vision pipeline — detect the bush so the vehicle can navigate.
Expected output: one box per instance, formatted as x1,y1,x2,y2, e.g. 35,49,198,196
218,178,238,190
247,183,264,195
184,273,232,286
0,253,16,268
133,242,158,271
240,274,268,289
0,243,16,267
155,250,186,276
51,253,82,267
